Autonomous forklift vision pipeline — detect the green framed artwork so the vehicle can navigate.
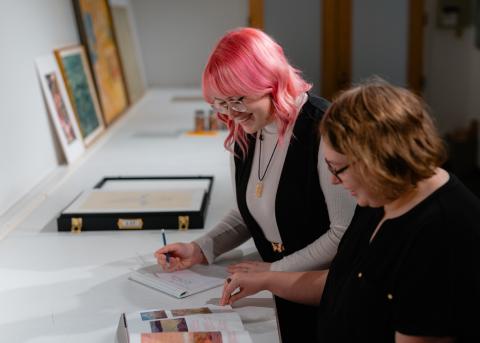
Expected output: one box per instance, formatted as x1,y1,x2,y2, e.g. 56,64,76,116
72,0,129,125
56,45,105,146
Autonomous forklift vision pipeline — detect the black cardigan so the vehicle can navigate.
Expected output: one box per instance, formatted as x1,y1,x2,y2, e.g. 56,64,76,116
234,93,331,262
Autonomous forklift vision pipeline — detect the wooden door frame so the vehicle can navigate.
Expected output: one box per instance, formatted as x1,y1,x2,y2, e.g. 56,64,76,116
407,0,424,94
322,0,424,99
249,0,264,29
321,0,352,100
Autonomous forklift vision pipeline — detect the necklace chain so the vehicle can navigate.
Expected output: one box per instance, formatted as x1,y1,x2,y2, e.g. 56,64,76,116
258,130,279,181
255,94,305,198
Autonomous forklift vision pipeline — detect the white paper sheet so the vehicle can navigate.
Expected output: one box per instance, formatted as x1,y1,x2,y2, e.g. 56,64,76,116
129,264,228,298
63,188,205,213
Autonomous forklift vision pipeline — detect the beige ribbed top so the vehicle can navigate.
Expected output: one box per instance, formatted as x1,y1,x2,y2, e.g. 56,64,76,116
194,96,356,272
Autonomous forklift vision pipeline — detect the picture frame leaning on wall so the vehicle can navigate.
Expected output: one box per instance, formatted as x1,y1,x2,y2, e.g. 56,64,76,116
35,54,85,164
72,0,129,126
55,45,105,147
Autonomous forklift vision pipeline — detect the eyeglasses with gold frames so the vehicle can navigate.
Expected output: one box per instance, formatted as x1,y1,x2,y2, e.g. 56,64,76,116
211,96,247,114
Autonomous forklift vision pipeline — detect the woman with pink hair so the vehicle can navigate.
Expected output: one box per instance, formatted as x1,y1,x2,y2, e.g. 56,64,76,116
155,27,355,343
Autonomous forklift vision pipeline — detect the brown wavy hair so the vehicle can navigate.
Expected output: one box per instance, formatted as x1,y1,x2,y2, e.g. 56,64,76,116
320,77,447,200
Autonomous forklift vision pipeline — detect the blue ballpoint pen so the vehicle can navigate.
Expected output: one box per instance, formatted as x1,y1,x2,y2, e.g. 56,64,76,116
161,229,171,263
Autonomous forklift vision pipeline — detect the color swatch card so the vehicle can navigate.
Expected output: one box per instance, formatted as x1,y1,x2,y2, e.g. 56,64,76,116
118,305,253,343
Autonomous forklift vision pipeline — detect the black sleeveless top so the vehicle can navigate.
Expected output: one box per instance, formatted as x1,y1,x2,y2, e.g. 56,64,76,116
233,93,331,262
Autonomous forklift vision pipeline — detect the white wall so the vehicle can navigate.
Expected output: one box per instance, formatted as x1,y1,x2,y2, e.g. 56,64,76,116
423,0,480,136
131,0,322,91
130,0,248,88
352,0,408,86
0,0,79,216
264,0,321,94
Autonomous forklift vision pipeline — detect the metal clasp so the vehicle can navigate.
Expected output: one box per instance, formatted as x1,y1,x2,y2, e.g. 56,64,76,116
178,216,189,230
71,217,83,233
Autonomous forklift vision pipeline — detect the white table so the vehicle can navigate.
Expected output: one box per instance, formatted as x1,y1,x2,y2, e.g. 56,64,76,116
0,89,279,343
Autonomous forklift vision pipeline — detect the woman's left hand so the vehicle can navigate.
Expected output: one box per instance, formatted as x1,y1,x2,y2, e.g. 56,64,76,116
228,261,271,273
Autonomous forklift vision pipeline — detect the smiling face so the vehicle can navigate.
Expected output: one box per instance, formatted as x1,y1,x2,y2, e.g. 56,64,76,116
213,94,273,134
322,138,385,208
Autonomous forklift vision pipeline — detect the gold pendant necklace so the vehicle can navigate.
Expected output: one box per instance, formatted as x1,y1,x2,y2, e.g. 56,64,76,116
255,182,264,198
256,130,279,198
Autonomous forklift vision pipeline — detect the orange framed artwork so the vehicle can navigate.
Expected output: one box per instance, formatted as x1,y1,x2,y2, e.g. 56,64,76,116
72,0,129,125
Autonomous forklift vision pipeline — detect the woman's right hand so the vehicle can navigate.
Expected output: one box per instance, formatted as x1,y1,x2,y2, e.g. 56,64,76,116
220,272,270,306
154,242,206,272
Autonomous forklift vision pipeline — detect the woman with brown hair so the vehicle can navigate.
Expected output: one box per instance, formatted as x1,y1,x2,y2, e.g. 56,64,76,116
221,78,480,343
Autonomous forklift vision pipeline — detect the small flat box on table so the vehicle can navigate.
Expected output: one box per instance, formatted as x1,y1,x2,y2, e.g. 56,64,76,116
57,176,213,232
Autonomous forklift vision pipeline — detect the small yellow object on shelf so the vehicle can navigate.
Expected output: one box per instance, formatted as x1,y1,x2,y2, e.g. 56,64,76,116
185,130,219,136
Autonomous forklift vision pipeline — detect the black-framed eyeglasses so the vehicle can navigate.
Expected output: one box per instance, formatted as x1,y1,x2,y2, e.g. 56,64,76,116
325,159,350,183
211,96,247,115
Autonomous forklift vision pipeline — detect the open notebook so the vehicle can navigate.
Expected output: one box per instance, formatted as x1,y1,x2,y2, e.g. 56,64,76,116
129,264,228,298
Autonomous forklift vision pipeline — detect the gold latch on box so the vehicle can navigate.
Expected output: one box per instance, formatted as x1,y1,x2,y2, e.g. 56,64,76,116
71,217,83,233
117,218,144,230
178,216,189,230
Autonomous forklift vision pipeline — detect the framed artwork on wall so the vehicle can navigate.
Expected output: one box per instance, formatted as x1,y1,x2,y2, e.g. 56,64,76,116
35,54,85,164
72,0,129,125
55,45,105,146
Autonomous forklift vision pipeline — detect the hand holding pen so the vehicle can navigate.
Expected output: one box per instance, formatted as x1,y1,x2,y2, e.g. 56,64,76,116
161,229,171,263
154,238,208,272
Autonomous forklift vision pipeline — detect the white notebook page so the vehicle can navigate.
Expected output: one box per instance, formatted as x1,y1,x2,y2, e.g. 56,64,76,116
129,264,228,298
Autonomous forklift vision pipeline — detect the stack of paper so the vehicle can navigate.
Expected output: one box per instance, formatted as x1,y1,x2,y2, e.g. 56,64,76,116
117,305,253,343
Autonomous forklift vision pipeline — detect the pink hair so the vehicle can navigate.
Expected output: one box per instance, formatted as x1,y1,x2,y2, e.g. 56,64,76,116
202,27,311,157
